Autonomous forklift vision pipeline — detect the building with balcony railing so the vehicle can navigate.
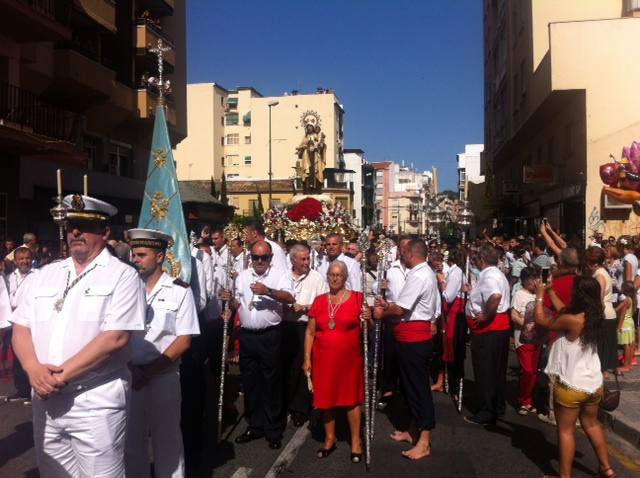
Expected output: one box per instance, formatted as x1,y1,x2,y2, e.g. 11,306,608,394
0,0,186,242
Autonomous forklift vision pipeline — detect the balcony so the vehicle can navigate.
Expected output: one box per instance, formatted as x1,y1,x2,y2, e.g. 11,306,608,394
136,19,175,71
74,0,116,33
0,81,81,153
137,88,176,126
136,0,174,16
52,48,115,103
0,0,72,42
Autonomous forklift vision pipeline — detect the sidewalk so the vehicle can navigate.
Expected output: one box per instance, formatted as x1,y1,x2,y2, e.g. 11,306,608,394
600,363,640,449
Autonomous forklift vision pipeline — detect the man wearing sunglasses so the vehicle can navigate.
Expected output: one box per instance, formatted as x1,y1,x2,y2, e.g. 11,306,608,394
10,194,146,478
221,240,294,450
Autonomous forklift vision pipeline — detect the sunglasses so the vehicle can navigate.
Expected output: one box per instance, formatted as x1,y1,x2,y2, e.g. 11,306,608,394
251,254,272,262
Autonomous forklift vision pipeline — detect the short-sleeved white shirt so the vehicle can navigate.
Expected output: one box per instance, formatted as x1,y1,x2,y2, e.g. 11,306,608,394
7,268,39,311
442,263,464,305
0,279,11,329
10,247,146,385
375,260,408,303
465,265,511,316
511,288,535,348
394,262,441,323
286,269,328,322
235,266,293,330
265,239,289,272
130,272,200,365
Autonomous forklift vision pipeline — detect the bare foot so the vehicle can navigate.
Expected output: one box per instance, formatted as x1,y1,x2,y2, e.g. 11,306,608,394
401,443,431,460
389,430,413,444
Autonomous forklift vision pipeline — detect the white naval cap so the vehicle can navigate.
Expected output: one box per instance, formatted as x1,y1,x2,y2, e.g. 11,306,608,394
63,194,118,221
127,228,173,250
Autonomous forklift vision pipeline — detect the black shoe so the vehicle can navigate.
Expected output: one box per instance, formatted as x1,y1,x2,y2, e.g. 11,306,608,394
291,413,307,428
316,443,337,458
234,430,264,444
5,393,27,403
350,452,363,464
268,439,282,450
463,415,494,426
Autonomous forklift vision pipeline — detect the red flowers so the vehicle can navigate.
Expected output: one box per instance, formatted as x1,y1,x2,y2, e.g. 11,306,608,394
287,197,323,221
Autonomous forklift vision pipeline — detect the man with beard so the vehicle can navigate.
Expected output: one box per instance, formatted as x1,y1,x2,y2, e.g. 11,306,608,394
11,194,146,477
317,234,362,292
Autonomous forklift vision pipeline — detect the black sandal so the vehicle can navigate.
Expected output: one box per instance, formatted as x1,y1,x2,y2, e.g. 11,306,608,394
316,443,337,459
351,452,363,463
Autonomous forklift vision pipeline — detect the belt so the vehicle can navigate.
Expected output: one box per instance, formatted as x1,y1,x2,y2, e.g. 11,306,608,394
59,369,126,395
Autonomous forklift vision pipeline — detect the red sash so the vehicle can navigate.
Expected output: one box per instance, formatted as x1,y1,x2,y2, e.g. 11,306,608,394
393,321,433,343
466,311,510,335
443,297,464,361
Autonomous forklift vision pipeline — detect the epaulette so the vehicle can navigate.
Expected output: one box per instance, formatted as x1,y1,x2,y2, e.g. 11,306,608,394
173,278,190,288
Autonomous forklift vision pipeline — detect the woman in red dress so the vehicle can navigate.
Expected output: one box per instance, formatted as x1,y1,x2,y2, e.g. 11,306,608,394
303,260,371,463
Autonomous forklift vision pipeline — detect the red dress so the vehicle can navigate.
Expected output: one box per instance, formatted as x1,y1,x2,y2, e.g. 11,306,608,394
308,292,365,409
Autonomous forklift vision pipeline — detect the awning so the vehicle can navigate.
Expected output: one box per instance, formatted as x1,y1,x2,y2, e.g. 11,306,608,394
243,111,251,124
227,97,238,107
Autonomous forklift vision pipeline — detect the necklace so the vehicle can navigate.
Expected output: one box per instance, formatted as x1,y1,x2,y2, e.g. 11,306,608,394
327,289,348,331
53,264,99,312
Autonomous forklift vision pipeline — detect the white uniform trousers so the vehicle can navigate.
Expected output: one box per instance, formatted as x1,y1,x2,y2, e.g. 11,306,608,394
33,378,129,478
125,368,184,478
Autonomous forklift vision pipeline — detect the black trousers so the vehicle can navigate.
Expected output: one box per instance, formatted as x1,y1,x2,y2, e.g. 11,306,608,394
5,329,30,398
282,321,310,418
470,329,510,422
395,339,436,431
381,321,398,394
180,321,222,467
239,325,284,441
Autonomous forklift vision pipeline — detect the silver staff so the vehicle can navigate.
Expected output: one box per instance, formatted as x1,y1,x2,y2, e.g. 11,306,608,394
217,223,241,443
458,249,471,413
357,228,372,468
370,235,390,444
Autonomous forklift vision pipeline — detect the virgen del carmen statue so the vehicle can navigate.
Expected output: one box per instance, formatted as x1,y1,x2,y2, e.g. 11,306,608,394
295,110,327,195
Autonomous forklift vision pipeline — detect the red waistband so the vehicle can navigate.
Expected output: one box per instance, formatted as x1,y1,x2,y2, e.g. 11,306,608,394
393,321,433,343
466,311,510,335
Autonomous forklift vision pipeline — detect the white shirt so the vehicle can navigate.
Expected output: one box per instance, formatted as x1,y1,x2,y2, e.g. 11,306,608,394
266,238,288,272
235,266,293,330
373,260,407,302
317,253,363,292
7,268,39,310
190,255,208,313
130,272,200,365
212,244,229,273
191,247,214,301
465,265,511,317
286,269,328,322
442,263,464,305
11,248,146,386
394,262,441,323
0,279,11,329
511,288,535,348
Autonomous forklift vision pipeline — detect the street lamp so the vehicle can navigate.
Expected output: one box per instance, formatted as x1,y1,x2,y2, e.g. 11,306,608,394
268,100,279,208
428,203,444,242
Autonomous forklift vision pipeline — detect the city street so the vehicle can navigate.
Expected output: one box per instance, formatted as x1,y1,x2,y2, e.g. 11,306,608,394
1,352,639,478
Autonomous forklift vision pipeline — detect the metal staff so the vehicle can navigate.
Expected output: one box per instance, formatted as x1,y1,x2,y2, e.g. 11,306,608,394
217,223,241,443
457,250,471,413
50,169,68,259
357,228,372,468
370,235,389,444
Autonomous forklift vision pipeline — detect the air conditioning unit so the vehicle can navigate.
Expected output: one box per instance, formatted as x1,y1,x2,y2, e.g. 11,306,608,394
604,195,632,210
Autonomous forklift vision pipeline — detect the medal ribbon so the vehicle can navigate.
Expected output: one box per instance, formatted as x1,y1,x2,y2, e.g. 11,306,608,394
55,264,99,311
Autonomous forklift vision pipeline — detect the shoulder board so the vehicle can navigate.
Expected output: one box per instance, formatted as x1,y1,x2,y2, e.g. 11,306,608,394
173,278,190,288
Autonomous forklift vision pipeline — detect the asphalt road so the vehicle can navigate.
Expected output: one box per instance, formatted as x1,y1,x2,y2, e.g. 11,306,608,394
1,353,640,478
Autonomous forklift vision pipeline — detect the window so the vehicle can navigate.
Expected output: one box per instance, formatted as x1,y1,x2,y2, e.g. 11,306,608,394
225,113,239,126
221,116,224,126
226,133,239,145
227,173,239,179
220,95,224,106
108,142,133,177
84,135,100,171
244,135,251,144
221,137,224,146
227,97,238,109
244,156,252,166
226,154,239,166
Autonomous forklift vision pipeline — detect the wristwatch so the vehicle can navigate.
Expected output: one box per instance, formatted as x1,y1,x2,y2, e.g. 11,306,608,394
266,287,273,297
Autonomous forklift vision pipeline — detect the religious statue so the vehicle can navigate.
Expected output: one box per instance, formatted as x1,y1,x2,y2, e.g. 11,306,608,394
296,111,326,193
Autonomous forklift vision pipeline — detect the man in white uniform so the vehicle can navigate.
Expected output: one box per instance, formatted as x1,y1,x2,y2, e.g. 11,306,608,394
11,194,146,478
317,233,363,292
284,244,327,426
125,229,200,478
6,246,39,403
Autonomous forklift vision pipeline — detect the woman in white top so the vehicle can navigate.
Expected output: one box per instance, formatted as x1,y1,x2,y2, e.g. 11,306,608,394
585,246,618,375
534,276,614,478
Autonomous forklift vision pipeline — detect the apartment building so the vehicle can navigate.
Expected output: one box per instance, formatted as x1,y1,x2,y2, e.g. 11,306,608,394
456,144,484,200
0,0,186,240
174,83,354,215
344,148,375,227
484,0,640,238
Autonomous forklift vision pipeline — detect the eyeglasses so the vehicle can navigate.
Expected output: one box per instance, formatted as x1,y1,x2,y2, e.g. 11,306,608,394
251,254,272,262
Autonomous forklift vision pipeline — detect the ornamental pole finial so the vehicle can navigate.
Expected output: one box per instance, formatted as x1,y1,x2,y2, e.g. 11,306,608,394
150,38,172,104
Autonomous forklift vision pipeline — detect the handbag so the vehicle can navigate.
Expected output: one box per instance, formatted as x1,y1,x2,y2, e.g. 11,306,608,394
600,372,620,412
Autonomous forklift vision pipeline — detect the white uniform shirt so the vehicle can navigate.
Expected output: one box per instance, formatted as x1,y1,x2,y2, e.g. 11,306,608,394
212,244,229,273
235,266,293,330
442,263,464,305
130,272,200,365
266,238,289,272
0,279,11,329
373,260,407,302
286,269,328,322
7,268,39,310
465,265,511,317
317,253,363,292
11,248,146,386
191,247,214,301
190,255,207,313
395,262,441,323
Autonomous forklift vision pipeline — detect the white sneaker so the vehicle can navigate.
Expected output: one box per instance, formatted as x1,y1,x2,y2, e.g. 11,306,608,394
537,413,557,426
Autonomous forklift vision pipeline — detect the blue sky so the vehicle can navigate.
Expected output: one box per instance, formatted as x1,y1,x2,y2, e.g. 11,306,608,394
187,0,484,191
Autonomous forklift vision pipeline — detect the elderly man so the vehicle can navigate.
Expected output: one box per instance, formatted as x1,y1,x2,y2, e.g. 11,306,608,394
284,243,327,427
243,221,288,271
464,245,511,427
6,246,39,403
125,229,200,478
374,239,441,460
11,194,146,477
222,240,294,449
317,233,362,292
